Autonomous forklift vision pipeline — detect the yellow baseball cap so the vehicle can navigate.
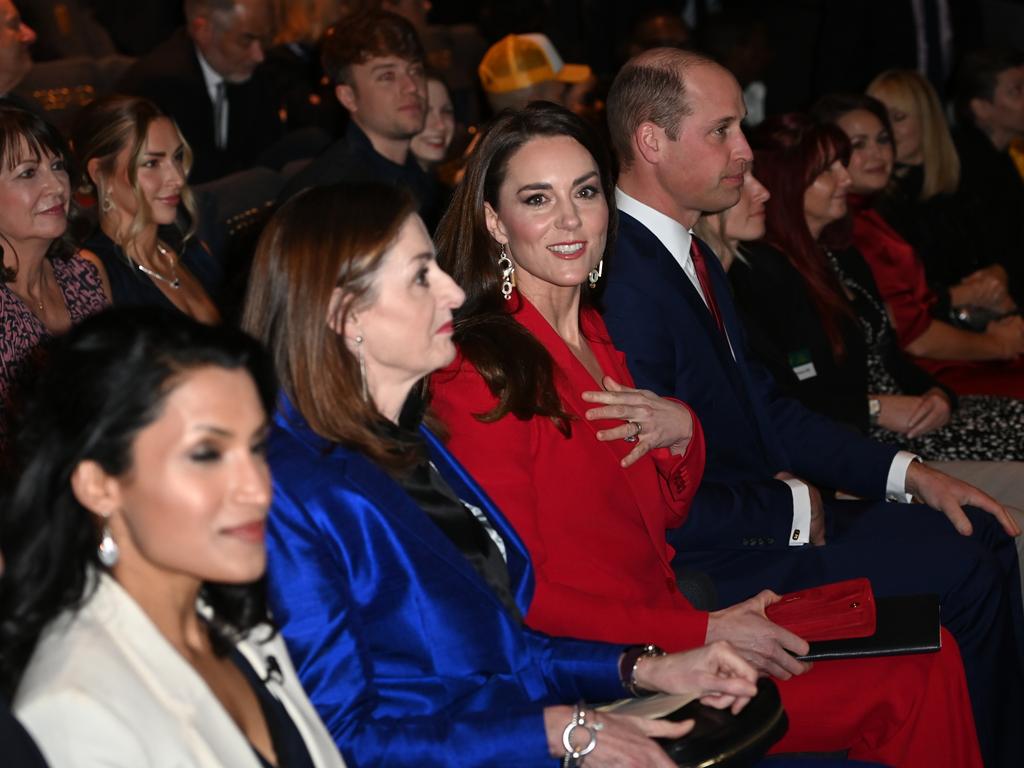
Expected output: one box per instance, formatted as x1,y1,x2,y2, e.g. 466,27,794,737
478,33,592,94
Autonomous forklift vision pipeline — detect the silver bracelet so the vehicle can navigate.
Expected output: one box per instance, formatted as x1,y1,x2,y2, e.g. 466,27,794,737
562,702,602,767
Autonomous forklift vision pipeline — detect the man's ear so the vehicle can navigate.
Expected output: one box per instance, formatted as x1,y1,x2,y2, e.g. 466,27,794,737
634,121,664,166
483,201,507,246
336,83,357,112
70,460,122,518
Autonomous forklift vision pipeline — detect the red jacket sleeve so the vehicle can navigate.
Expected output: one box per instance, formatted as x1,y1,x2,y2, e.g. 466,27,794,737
430,357,710,653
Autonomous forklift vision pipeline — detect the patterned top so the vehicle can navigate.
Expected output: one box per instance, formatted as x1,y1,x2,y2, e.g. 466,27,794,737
0,255,108,458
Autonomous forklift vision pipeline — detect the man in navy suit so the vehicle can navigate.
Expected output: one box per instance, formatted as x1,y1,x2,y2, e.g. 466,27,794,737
601,47,1023,767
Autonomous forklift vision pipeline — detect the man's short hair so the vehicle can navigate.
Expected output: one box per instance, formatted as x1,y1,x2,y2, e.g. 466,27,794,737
954,48,1024,125
184,0,235,22
606,48,714,169
321,10,424,85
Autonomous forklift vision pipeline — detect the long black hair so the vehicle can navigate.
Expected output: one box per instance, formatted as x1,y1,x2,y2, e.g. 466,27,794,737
0,307,276,696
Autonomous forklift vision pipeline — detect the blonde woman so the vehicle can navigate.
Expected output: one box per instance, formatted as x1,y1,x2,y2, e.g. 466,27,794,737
866,71,1016,316
72,95,220,323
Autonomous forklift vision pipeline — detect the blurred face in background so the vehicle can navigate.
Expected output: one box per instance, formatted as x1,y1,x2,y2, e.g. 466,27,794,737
721,170,770,243
872,91,923,165
410,78,455,167
192,0,272,83
802,158,851,238
971,65,1024,146
0,0,35,94
835,109,894,195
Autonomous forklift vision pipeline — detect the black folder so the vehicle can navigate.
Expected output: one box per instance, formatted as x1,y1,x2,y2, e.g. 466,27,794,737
796,594,941,661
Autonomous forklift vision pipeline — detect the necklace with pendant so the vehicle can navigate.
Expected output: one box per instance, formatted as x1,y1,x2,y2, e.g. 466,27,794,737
137,242,180,289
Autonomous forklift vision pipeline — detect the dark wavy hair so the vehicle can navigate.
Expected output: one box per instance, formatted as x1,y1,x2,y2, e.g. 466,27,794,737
749,113,856,360
0,307,277,697
433,101,616,434
0,104,83,281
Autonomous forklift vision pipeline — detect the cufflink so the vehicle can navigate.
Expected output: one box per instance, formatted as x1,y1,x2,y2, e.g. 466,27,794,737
792,529,801,541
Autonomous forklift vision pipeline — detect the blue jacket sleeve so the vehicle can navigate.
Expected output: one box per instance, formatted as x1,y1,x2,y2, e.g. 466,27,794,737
265,477,624,767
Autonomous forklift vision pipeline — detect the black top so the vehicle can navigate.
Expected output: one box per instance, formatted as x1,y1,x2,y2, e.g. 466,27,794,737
952,123,1024,300
729,241,949,434
87,229,223,314
230,649,316,768
380,396,522,623
278,122,441,231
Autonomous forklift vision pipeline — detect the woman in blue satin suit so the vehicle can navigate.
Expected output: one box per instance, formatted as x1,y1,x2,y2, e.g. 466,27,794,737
239,182,769,767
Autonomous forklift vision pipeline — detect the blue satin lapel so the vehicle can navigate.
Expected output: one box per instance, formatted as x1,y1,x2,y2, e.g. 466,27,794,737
419,427,536,617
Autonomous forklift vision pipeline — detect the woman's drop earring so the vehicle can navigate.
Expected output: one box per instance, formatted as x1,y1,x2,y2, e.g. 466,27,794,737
100,186,114,213
354,335,368,400
97,520,119,567
588,259,603,289
497,243,515,300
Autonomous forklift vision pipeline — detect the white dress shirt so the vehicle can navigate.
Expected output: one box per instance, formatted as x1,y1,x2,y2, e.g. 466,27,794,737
196,47,228,149
615,187,919,545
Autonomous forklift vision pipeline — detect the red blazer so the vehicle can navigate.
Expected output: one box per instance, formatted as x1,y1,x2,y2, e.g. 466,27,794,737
430,293,710,651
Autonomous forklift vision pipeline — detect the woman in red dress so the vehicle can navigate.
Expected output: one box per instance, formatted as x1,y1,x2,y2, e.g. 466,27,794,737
430,102,983,767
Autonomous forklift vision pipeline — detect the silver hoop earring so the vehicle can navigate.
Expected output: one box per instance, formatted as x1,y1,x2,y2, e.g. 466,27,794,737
354,335,368,400
588,259,603,289
497,243,515,300
97,521,119,567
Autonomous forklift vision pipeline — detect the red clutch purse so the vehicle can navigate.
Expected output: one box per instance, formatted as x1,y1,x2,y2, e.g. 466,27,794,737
764,578,877,642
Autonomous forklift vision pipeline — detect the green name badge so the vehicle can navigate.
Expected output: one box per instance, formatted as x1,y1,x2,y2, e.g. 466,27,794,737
788,348,817,381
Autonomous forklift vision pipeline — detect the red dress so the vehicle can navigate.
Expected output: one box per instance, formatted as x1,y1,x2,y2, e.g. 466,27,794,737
430,293,982,768
851,199,1024,398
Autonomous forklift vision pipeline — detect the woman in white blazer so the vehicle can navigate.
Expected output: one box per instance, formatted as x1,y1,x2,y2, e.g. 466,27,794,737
0,307,346,768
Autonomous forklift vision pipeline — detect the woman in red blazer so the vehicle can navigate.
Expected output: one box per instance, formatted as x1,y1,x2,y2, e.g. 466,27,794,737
430,101,983,767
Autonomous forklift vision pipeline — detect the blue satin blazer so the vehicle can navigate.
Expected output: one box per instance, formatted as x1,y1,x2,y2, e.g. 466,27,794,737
266,398,626,767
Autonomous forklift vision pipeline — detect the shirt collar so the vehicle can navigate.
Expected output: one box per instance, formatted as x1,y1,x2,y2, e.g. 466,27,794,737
195,46,224,93
615,187,693,264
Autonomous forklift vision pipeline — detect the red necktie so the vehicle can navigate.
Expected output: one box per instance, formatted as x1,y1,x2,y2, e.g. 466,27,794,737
689,238,725,335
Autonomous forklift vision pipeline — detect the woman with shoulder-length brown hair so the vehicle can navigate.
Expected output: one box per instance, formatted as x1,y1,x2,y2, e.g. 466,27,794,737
242,179,762,768
71,94,220,323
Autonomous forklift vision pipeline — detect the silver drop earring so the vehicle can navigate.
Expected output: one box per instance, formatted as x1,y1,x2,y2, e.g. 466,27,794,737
97,521,119,567
588,259,603,289
497,243,515,300
354,335,368,400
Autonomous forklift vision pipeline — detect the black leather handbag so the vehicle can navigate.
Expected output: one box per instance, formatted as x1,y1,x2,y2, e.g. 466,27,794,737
656,678,788,768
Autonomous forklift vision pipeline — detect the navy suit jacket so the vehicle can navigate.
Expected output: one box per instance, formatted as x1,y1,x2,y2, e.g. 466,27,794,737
266,398,624,767
602,211,898,551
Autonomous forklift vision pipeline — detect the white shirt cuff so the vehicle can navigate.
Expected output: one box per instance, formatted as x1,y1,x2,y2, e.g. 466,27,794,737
783,478,811,546
886,451,921,502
